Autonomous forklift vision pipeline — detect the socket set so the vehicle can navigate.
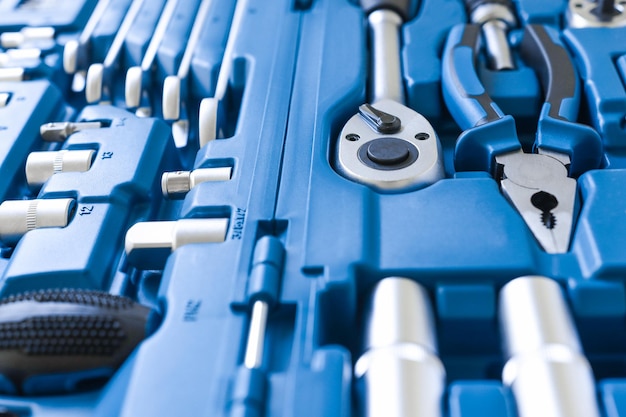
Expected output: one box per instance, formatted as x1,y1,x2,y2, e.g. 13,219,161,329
0,0,625,415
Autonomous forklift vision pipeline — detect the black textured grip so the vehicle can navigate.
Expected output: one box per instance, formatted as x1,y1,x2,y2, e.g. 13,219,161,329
463,0,513,13
0,289,151,394
359,0,412,21
519,24,577,121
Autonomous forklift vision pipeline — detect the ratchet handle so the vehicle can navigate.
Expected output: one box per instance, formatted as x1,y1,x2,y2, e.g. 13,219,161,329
463,0,514,15
359,0,413,21
521,24,603,175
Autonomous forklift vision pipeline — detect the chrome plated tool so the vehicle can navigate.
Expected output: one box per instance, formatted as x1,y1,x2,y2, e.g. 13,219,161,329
63,0,112,91
499,276,601,417
442,23,602,253
355,277,445,417
567,0,626,27
125,0,179,116
335,0,445,192
162,0,214,147
85,0,146,103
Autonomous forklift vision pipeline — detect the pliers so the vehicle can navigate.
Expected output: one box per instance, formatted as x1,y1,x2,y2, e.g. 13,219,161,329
442,23,603,253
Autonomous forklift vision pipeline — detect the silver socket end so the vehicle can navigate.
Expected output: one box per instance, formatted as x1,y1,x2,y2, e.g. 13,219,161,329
355,277,445,417
499,276,601,417
0,198,75,245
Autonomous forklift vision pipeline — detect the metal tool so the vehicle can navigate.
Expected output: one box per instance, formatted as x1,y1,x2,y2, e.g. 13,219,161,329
355,277,445,417
162,0,214,147
0,48,41,69
197,0,261,147
124,218,229,269
334,0,444,192
161,167,232,199
462,0,517,70
125,0,179,116
85,0,146,103
229,236,285,417
442,23,603,253
0,198,75,245
63,0,112,91
567,0,626,27
0,288,151,395
0,26,54,50
39,121,105,142
0,48,52,82
25,149,96,188
499,276,601,417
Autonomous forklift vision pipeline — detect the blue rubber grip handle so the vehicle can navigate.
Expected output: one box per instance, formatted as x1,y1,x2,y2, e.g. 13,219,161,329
442,23,521,173
442,24,506,130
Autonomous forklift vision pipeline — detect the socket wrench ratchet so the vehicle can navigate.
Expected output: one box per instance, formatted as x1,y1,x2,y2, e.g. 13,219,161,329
335,0,445,192
442,22,603,253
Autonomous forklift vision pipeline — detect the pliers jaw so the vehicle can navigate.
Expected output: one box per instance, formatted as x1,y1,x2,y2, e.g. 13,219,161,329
496,151,577,254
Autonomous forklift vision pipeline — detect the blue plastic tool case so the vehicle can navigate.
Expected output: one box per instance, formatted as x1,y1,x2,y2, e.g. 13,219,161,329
0,0,625,415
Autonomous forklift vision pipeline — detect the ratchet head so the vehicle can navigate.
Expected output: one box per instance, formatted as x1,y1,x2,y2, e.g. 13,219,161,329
496,151,577,254
335,99,444,192
567,0,626,27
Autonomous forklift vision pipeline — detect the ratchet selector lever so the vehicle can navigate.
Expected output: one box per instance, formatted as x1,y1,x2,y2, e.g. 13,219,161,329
335,0,444,192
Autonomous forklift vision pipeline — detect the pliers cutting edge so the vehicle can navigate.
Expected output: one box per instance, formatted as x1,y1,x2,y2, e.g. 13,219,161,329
442,23,603,253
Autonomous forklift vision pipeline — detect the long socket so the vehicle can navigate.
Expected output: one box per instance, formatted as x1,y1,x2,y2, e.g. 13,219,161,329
355,277,445,417
499,276,601,417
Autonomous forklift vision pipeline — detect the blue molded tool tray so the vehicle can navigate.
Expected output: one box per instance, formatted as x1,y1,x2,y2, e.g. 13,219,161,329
0,0,625,415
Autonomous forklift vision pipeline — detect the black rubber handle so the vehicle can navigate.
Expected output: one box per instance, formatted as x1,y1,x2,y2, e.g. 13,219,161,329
519,24,577,122
0,289,151,395
359,0,412,21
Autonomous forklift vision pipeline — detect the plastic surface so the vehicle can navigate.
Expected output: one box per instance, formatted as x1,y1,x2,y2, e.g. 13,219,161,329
0,0,624,416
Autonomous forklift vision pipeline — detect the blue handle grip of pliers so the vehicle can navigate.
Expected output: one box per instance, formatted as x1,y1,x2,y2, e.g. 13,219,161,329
442,23,521,173
442,23,603,175
521,24,603,176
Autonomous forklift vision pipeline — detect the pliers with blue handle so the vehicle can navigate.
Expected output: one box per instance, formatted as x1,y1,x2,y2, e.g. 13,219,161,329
442,23,603,254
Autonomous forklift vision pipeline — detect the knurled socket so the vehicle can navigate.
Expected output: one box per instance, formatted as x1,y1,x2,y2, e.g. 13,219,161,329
25,150,95,187
0,198,75,245
161,167,232,199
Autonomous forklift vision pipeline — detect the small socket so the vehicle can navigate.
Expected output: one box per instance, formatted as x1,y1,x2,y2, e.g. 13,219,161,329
0,198,75,245
161,167,232,199
26,149,96,187
125,218,229,269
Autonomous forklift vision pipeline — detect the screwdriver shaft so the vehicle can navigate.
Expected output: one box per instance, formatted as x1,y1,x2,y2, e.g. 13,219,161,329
244,300,269,369
141,0,179,71
103,0,146,68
